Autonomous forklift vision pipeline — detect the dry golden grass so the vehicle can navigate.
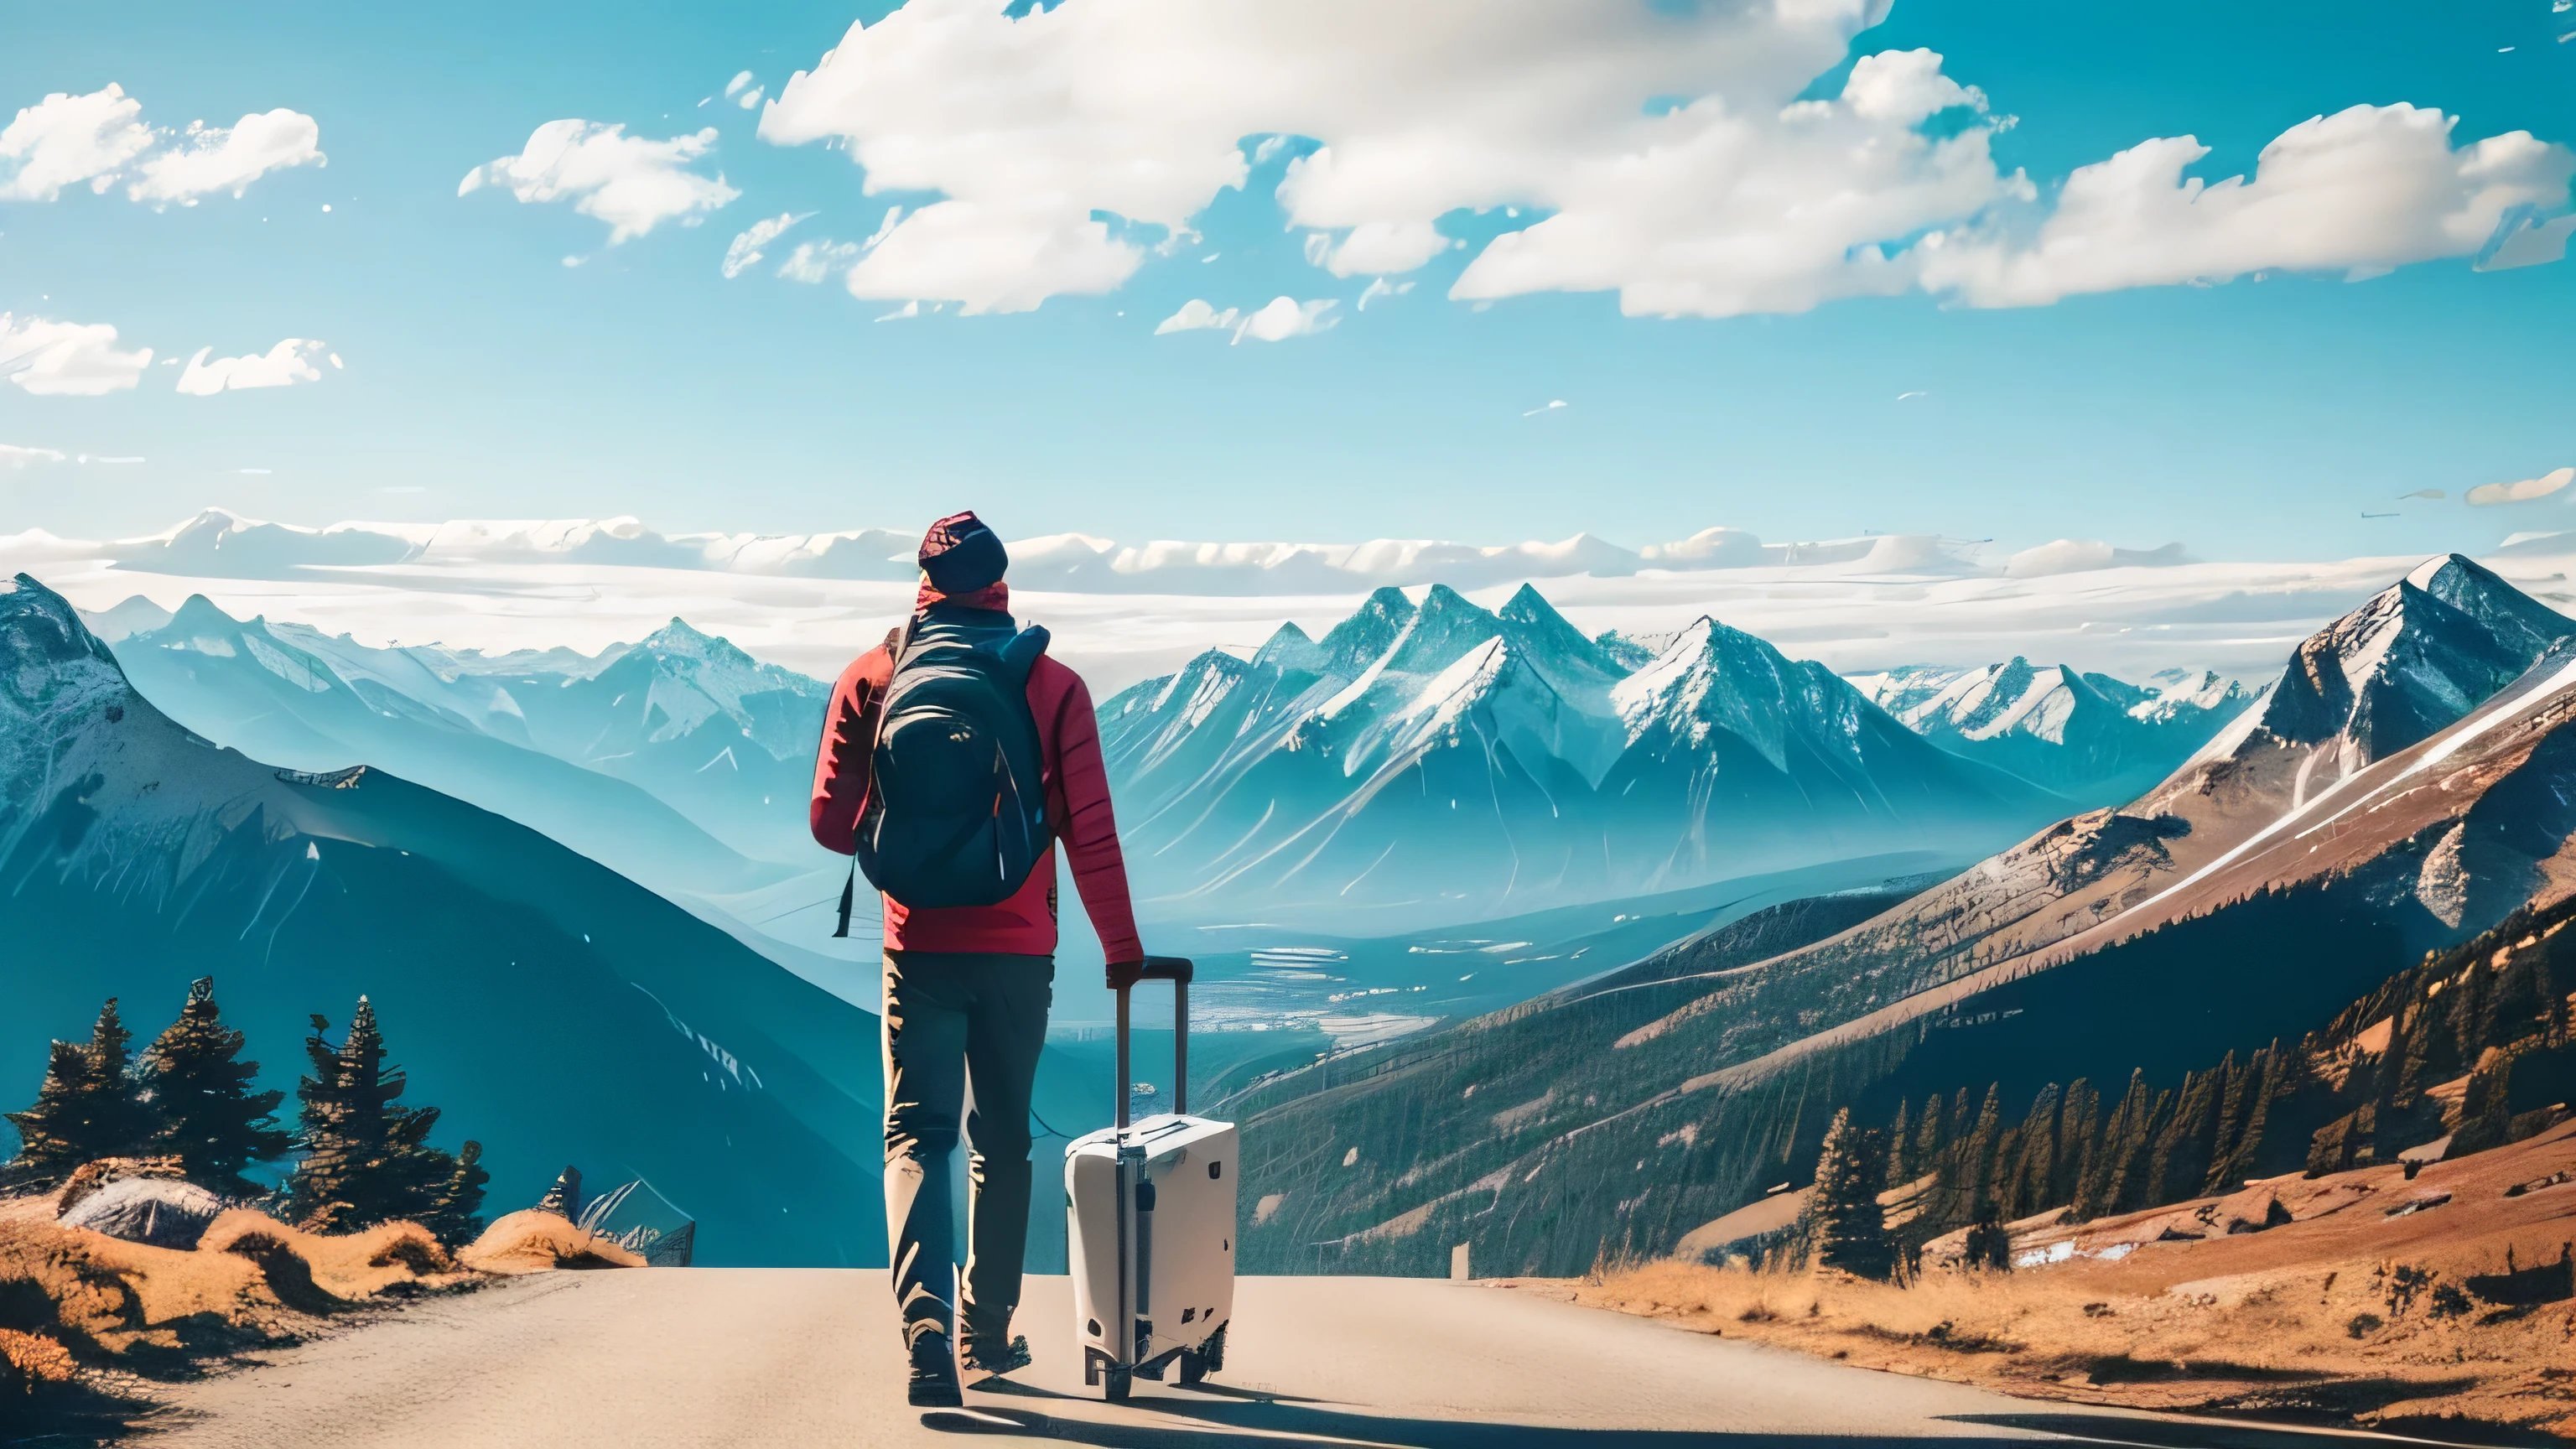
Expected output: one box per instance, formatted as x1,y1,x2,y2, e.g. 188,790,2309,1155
459,1209,647,1275
0,1194,478,1431
1573,1256,2576,1436
1561,1123,2576,1439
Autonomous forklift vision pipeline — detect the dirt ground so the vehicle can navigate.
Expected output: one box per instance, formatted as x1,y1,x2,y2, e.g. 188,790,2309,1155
1564,1119,2576,1441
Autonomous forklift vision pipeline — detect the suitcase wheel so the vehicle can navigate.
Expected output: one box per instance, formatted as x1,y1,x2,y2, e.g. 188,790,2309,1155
1103,1367,1131,1403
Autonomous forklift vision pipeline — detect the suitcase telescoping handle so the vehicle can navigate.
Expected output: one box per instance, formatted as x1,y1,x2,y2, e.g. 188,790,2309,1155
1114,956,1194,1131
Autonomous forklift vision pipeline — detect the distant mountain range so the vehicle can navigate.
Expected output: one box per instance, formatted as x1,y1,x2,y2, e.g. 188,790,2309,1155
1101,584,2248,927
96,599,864,976
1849,659,2251,803
0,574,879,1265
1227,554,2576,1277
88,578,2255,938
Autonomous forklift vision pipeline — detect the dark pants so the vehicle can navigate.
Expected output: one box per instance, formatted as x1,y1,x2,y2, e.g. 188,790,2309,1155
881,949,1052,1355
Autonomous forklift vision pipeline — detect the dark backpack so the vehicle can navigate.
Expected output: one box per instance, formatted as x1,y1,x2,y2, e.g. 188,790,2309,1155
839,612,1055,923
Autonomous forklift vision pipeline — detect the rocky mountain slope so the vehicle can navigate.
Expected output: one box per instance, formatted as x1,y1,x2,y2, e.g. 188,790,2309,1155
1225,555,2576,1277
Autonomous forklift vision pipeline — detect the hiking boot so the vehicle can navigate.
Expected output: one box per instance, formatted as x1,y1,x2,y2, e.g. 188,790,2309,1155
907,1332,963,1408
962,1333,1032,1380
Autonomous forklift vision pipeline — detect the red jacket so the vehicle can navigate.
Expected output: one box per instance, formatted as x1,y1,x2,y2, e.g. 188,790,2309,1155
809,622,1145,963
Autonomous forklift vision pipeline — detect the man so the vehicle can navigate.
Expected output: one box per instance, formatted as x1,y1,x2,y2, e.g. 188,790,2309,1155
811,510,1147,1409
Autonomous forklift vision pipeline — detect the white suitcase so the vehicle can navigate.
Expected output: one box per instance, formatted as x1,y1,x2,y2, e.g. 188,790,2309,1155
1066,958,1235,1400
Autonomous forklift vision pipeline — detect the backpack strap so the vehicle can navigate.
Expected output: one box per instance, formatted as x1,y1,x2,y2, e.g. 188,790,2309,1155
834,621,917,941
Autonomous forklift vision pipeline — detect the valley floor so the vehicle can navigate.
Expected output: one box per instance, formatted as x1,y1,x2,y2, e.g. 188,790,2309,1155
115,1270,2391,1449
1570,1121,2576,1443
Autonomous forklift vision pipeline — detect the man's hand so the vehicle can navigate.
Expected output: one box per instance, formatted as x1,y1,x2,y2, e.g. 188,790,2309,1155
1106,958,1145,991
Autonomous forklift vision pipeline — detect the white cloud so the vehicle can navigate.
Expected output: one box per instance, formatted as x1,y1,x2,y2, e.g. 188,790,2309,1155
459,120,740,243
754,2,2574,319
1154,294,1331,340
1,85,324,205
1155,299,1238,334
0,313,153,394
843,199,1140,314
2476,207,2576,271
1920,104,2575,306
0,84,153,200
1314,220,1453,277
2005,538,2192,577
175,339,327,396
126,109,325,205
1233,296,1337,342
1356,277,1413,309
722,210,810,278
725,71,756,98
2466,466,2576,506
778,238,862,283
0,443,67,469
737,86,766,111
1452,48,2012,316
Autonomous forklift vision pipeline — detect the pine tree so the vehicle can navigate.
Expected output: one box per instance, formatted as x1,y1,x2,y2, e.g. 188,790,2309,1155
5,999,156,1178
1810,1109,1893,1280
286,999,460,1233
7,1041,99,1177
143,979,290,1197
2055,1079,2101,1212
2149,1063,2222,1206
1913,1093,1947,1179
1961,1084,2005,1213
2010,1084,2063,1219
2103,1076,2167,1213
423,1140,492,1247
2207,1046,2282,1194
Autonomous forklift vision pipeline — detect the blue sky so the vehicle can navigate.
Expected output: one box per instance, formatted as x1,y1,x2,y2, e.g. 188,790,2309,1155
1,0,2570,559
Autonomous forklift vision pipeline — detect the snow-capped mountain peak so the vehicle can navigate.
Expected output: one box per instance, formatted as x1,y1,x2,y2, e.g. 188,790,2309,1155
3,573,127,735
2251,561,2566,762
1252,621,1327,674
2130,667,2246,722
2408,553,2575,664
1097,585,2064,919
1612,617,1803,771
1846,653,2255,802
1379,584,1506,676
1315,586,1417,678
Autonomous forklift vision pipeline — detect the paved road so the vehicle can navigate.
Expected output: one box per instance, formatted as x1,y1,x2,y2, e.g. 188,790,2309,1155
144,1273,2405,1448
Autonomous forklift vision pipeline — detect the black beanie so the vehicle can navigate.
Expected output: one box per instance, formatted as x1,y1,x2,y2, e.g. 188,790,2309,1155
918,511,1008,594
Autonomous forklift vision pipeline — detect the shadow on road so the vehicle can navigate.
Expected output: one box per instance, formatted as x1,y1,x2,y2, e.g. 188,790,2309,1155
923,1388,2530,1448
928,1401,2037,1446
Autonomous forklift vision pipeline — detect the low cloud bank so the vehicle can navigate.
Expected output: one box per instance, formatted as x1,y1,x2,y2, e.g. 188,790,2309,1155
44,509,2163,593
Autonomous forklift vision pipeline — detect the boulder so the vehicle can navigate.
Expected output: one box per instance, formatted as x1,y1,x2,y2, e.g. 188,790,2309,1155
58,1176,226,1250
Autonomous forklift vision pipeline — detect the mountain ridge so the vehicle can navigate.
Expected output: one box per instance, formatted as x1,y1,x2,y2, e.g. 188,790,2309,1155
1,573,885,1265
1223,554,2576,1278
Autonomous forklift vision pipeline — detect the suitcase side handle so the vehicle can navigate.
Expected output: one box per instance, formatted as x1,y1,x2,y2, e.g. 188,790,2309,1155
1114,956,1194,1129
